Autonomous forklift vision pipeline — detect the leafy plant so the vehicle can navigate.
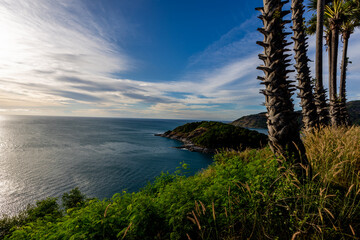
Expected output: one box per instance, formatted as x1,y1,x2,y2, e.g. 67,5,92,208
62,187,86,211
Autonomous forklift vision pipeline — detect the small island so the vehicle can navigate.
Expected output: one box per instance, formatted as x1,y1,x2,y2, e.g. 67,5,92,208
156,121,268,153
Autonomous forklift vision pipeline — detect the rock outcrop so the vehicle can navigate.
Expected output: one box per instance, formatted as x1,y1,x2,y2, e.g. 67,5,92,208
156,121,268,154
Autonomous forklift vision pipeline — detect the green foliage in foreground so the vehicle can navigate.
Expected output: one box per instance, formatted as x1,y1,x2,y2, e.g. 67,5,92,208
2,127,360,239
172,121,268,150
62,187,86,211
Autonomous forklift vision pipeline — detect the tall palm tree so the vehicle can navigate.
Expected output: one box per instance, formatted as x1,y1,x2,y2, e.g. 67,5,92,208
339,1,360,125
257,0,310,180
308,0,331,125
291,0,319,130
325,0,349,126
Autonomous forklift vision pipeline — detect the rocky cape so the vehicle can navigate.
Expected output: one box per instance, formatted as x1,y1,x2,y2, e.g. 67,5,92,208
155,131,214,153
155,121,268,154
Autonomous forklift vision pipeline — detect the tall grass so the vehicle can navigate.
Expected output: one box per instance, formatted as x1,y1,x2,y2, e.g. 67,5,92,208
304,126,360,187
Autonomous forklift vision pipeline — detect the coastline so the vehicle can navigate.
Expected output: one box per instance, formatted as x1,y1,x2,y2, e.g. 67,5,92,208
155,132,214,154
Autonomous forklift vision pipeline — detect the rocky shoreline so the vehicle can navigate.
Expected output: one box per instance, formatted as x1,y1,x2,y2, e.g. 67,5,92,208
154,131,214,154
155,121,268,154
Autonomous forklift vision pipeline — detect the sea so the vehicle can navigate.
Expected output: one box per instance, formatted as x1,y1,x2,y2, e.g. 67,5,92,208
0,115,267,216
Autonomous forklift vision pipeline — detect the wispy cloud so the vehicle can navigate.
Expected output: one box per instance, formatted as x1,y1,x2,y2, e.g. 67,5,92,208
0,0,129,106
188,14,261,68
1,1,357,120
0,0,266,120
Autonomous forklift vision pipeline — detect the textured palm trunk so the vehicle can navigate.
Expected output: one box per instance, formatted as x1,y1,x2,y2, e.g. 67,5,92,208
257,0,310,180
315,0,325,87
326,32,333,102
314,0,330,126
329,23,340,126
339,32,351,125
326,31,332,107
291,0,319,130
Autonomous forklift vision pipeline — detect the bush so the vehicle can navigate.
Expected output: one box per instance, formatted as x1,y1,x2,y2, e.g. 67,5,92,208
0,197,61,239
26,197,62,221
62,187,86,210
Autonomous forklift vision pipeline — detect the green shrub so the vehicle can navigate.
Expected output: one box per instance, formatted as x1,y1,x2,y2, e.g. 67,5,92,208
25,197,62,221
62,187,86,210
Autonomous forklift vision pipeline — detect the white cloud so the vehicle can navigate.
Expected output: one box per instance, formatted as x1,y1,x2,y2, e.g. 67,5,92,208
0,0,130,107
2,1,358,121
0,0,266,121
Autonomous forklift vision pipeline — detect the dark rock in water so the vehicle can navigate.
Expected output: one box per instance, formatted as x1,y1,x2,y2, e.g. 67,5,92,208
155,121,268,153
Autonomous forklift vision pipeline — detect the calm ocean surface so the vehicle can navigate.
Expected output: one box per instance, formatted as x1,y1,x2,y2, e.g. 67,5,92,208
0,116,216,216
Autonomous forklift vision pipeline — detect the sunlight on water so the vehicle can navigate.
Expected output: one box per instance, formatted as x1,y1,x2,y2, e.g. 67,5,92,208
0,115,16,215
0,116,213,216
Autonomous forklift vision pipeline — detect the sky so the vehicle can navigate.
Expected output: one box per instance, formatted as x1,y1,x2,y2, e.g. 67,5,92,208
0,0,359,120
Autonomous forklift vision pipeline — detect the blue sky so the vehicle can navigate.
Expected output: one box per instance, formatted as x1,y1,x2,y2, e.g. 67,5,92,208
0,0,359,120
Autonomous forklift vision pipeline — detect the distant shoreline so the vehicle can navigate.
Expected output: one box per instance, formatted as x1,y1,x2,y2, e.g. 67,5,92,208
155,132,214,153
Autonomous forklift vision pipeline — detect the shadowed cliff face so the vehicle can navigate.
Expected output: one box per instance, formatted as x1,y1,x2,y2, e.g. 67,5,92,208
347,101,360,125
232,100,360,129
231,112,268,129
156,121,268,153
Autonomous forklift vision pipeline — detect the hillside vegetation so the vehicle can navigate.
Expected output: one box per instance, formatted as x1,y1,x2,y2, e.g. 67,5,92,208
232,100,360,129
1,126,360,239
161,121,268,152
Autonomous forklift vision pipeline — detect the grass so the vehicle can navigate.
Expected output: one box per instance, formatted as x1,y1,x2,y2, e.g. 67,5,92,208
304,126,360,187
1,126,360,239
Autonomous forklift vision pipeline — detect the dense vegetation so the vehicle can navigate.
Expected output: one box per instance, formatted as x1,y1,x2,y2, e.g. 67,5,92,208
166,121,268,150
1,126,360,239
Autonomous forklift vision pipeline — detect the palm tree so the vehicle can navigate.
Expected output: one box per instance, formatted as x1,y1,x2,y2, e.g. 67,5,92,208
339,1,360,125
256,0,310,180
325,0,349,126
308,0,331,125
291,0,319,130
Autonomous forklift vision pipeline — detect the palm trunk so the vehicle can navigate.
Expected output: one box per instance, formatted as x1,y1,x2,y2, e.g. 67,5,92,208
327,31,333,102
339,34,349,100
327,31,332,123
257,0,310,180
314,0,330,126
339,31,351,125
329,24,340,126
315,0,325,87
291,0,319,129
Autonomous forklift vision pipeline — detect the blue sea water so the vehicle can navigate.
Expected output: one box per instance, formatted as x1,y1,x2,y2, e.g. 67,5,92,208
0,116,214,216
